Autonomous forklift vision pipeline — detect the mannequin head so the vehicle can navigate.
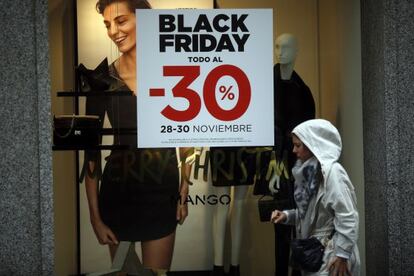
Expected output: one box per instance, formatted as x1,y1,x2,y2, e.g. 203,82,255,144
275,33,298,65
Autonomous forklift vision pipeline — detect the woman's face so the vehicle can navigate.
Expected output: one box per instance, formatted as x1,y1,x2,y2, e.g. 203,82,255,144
103,1,136,54
292,134,313,162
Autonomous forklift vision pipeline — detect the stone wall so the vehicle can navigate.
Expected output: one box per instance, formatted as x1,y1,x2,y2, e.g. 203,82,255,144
361,0,414,275
0,0,53,275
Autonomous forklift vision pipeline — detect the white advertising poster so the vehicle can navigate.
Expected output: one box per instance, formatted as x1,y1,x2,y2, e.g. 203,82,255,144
137,9,274,148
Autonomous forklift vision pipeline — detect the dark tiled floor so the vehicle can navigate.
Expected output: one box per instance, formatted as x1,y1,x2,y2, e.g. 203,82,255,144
73,271,211,276
168,271,211,275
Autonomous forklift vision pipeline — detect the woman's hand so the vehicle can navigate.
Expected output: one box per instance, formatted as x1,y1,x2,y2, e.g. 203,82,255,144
91,219,119,245
176,190,189,225
327,256,351,276
270,210,287,223
184,147,202,166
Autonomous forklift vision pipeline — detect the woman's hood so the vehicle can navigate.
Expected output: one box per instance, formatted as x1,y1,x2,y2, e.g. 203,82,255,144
292,119,342,172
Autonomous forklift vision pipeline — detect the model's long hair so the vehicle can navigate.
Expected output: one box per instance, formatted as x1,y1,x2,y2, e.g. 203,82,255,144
96,0,151,14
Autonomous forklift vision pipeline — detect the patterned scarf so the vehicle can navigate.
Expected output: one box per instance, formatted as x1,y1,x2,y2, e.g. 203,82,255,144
292,157,320,219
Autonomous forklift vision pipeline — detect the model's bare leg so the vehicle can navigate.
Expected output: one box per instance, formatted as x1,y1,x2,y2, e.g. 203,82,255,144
141,231,176,275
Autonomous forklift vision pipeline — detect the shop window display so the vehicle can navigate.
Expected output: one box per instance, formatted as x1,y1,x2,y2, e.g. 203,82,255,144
51,0,365,275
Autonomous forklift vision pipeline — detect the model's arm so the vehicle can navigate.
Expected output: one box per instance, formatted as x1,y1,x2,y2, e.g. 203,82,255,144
176,147,194,224
82,68,118,244
85,161,118,245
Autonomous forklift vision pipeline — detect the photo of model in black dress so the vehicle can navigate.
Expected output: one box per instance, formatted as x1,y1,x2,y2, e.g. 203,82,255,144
82,1,191,272
84,63,179,242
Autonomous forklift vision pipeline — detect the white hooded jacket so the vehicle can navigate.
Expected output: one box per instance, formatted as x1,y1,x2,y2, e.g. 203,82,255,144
284,119,360,276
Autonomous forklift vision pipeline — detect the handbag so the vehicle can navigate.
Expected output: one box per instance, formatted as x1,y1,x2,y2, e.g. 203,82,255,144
290,217,335,273
258,195,290,222
53,115,101,146
290,236,325,272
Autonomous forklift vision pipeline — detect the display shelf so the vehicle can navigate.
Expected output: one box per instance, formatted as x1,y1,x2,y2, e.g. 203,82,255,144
52,144,132,151
99,128,136,135
57,90,133,97
52,91,137,151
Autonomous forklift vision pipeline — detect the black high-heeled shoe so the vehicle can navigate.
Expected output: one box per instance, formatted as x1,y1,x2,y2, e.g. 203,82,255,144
228,265,240,276
211,265,225,276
